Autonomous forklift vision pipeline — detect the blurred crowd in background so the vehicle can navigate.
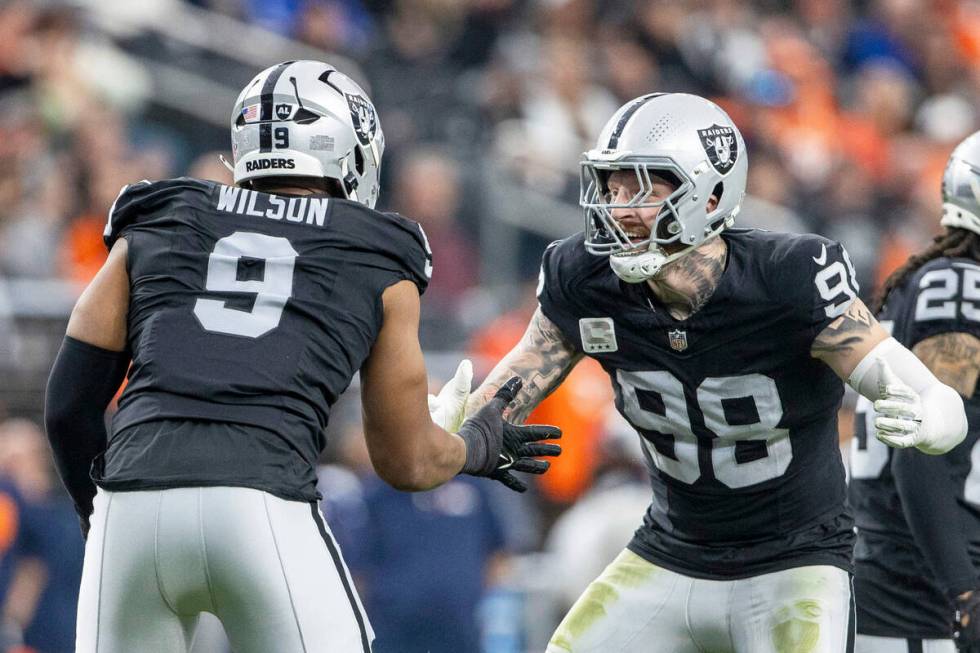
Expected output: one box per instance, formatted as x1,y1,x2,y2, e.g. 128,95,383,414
0,0,977,651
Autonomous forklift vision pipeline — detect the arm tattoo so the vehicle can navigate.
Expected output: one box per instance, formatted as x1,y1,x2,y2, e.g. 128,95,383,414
912,332,980,398
467,307,582,424
811,300,876,357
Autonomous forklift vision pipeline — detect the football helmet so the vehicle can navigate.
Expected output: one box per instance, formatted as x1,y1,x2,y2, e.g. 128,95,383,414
941,130,980,236
230,60,384,209
580,93,747,282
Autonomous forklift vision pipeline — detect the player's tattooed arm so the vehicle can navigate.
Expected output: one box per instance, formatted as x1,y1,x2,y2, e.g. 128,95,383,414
811,299,877,356
810,298,890,380
466,307,582,424
912,332,980,398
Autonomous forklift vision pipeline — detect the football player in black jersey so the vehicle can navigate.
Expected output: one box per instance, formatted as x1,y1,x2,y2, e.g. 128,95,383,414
42,60,560,653
433,93,969,652
850,133,980,653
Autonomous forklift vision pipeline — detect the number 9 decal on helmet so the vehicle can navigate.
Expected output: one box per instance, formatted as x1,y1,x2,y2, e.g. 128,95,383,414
230,60,385,209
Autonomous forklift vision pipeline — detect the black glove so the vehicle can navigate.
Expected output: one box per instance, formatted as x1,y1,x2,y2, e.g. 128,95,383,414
458,377,562,492
954,591,980,652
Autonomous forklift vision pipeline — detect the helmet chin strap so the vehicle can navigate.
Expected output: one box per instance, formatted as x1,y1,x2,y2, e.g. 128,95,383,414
609,245,689,283
609,218,732,283
218,154,235,174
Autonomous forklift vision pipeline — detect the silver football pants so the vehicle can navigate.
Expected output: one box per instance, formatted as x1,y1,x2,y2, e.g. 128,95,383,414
547,549,853,653
76,486,374,653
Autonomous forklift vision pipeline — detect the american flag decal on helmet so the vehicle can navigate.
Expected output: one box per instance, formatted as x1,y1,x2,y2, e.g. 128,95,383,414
241,104,260,122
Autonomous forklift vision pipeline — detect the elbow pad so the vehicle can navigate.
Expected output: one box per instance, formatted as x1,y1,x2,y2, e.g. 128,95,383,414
848,337,967,454
849,337,936,398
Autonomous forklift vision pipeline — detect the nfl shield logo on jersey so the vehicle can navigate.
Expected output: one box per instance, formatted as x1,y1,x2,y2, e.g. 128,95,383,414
668,329,688,351
697,124,738,174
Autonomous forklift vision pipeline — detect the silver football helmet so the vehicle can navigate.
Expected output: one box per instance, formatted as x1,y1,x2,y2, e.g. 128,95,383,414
580,93,748,282
941,130,980,236
230,60,385,208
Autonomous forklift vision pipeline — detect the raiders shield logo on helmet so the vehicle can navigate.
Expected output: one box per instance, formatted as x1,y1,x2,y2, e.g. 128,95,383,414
275,103,293,120
697,124,738,174
346,94,377,146
668,329,688,352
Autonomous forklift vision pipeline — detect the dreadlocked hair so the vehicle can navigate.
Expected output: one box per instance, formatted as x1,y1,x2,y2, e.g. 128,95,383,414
871,227,980,313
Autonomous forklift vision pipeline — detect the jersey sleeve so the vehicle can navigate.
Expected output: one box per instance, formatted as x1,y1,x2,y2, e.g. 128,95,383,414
103,178,213,249
770,234,860,336
376,212,432,295
536,240,565,317
103,180,155,249
902,259,980,348
536,237,584,349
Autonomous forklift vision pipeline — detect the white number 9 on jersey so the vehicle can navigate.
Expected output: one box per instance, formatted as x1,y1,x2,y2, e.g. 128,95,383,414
813,244,859,319
193,231,298,338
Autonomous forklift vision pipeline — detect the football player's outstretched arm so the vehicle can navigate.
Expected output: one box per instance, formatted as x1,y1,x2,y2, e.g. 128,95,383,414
360,280,467,491
45,239,131,537
811,298,967,454
360,283,562,492
466,307,582,424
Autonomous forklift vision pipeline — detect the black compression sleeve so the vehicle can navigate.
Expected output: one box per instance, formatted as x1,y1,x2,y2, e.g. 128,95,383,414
891,446,980,597
44,336,129,519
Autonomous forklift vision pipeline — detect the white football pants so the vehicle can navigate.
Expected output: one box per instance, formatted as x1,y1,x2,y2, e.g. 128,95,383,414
854,635,954,652
76,487,374,653
547,549,853,653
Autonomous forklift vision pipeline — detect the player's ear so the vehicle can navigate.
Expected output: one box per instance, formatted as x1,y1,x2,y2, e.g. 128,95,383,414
706,194,719,212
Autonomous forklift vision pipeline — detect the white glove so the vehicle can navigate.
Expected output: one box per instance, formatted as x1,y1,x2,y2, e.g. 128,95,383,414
428,359,473,433
873,358,924,449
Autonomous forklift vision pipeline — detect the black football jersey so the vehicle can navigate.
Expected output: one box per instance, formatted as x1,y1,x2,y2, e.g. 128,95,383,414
850,256,980,637
96,178,431,501
539,228,860,579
